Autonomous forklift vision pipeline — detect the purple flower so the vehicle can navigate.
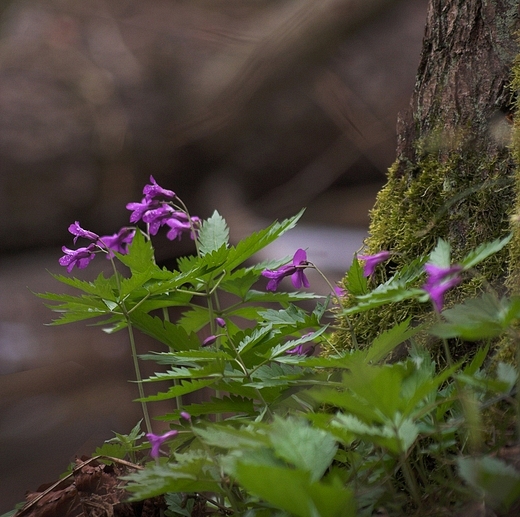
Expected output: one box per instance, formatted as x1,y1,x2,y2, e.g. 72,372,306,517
262,249,310,291
215,317,226,328
98,227,135,258
68,221,99,244
143,175,175,201
334,286,346,297
358,251,391,277
180,411,191,421
146,430,179,459
202,335,217,347
142,205,175,235
165,213,199,241
126,197,161,224
286,344,315,357
423,263,463,312
59,243,97,272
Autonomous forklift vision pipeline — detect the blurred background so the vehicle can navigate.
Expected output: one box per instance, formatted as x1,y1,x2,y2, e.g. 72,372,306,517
0,0,427,511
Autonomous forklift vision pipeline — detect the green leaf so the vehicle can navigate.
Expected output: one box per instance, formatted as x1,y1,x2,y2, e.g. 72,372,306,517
234,463,355,517
431,294,509,341
364,318,421,364
116,229,155,273
219,268,260,298
244,290,321,303
345,255,368,296
258,305,308,325
224,210,305,272
198,210,229,255
461,233,512,269
124,455,219,499
458,456,520,511
139,379,216,401
168,395,256,419
178,305,211,333
129,312,200,351
269,417,337,482
93,442,127,461
331,413,418,455
342,258,427,315
429,238,452,267
194,424,270,450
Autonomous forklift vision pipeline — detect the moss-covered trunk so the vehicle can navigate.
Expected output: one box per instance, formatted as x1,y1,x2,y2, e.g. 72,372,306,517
336,0,520,355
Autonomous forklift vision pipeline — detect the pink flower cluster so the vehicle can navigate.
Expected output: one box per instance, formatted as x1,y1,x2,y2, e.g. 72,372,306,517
59,176,199,272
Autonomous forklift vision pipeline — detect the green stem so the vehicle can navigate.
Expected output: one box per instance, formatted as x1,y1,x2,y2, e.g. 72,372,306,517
312,262,359,350
401,453,423,510
126,317,152,434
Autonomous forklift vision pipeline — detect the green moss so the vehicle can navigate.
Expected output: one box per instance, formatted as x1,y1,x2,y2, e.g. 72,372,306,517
332,114,517,362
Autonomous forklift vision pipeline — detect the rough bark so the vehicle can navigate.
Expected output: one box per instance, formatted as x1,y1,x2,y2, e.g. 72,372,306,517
336,0,520,355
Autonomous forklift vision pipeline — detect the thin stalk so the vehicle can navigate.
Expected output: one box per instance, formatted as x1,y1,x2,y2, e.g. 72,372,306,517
162,307,184,413
126,317,152,434
401,453,423,511
312,262,359,350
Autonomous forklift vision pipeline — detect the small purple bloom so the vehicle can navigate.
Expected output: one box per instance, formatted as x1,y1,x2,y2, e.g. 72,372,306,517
215,317,226,328
146,430,179,459
142,205,175,235
180,411,191,421
202,335,217,347
164,213,196,241
59,243,97,272
262,249,310,291
98,227,135,258
423,263,463,312
126,197,161,224
334,286,346,298
358,251,391,277
143,175,175,201
68,221,99,244
286,344,315,357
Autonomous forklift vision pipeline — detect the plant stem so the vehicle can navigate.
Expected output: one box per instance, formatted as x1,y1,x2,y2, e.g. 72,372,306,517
126,317,152,434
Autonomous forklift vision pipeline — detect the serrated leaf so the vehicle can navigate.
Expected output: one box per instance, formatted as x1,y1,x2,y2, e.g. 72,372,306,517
178,305,211,333
429,238,452,267
244,290,321,303
116,229,155,273
224,210,305,271
345,255,368,296
219,268,260,298
365,318,420,364
269,417,337,481
167,395,256,419
234,462,355,517
124,457,219,500
47,271,118,299
431,293,507,341
458,456,520,510
198,210,229,255
195,424,270,449
237,325,275,354
129,311,200,351
139,379,216,401
461,233,512,269
258,305,308,325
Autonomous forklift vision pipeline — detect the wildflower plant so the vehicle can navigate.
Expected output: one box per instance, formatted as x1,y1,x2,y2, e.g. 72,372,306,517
18,175,520,516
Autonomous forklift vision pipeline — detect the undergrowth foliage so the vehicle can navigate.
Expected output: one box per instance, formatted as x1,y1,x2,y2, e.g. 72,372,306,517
16,177,520,516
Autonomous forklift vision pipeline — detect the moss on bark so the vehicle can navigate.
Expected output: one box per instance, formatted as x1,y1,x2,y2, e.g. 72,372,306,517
333,0,520,360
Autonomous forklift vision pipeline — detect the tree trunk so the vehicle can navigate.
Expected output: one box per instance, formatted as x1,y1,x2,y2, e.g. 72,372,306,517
336,0,520,355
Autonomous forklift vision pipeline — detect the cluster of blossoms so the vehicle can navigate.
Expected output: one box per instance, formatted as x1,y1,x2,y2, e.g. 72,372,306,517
59,176,200,272
262,247,462,314
356,249,462,312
